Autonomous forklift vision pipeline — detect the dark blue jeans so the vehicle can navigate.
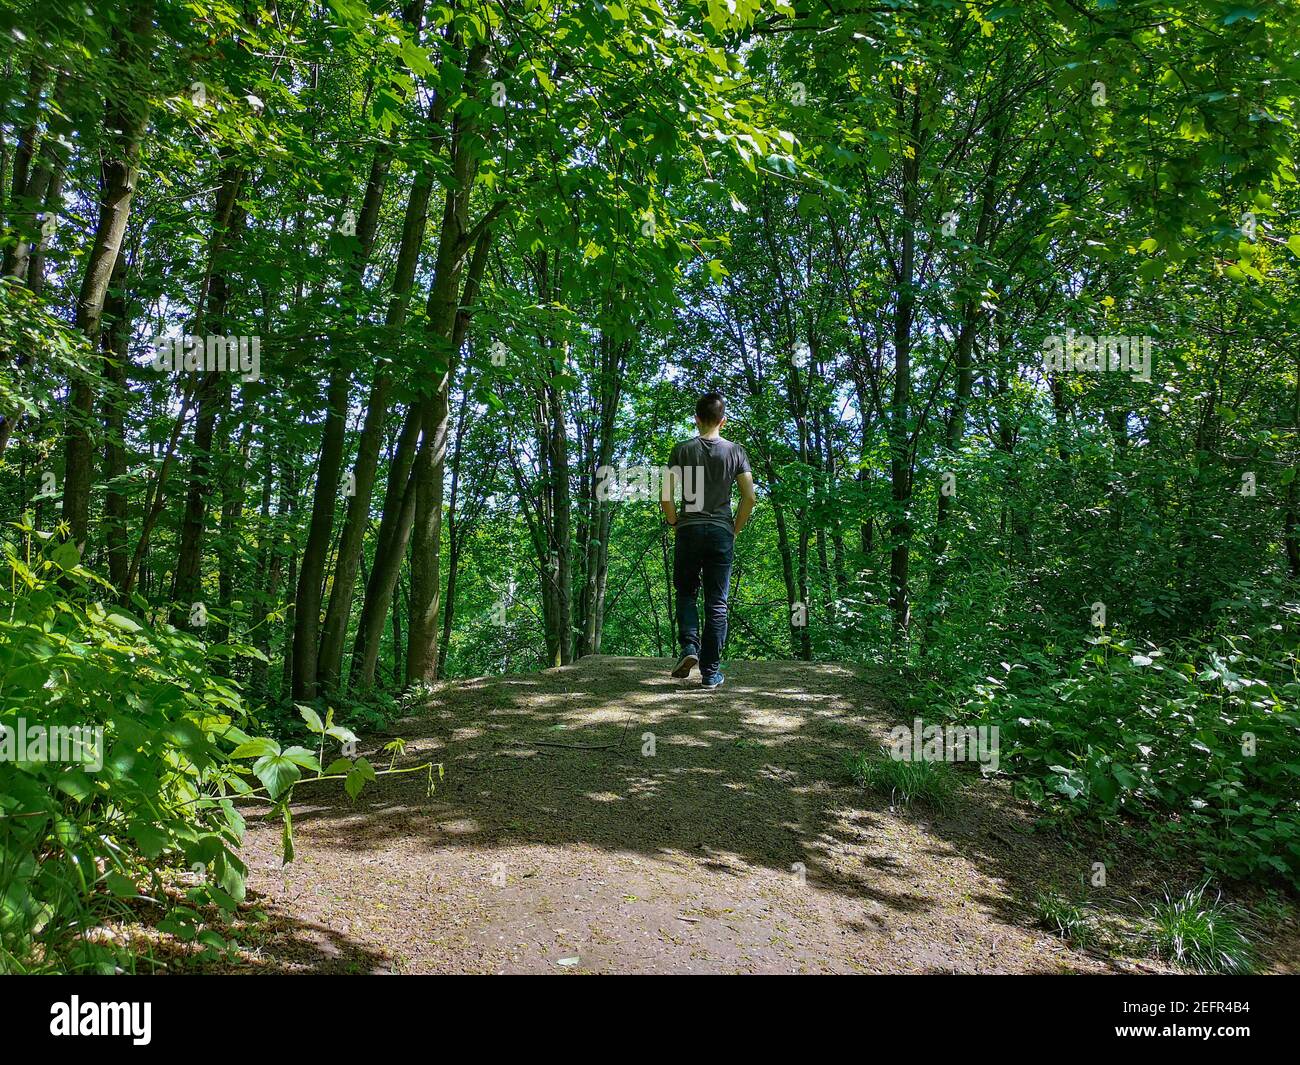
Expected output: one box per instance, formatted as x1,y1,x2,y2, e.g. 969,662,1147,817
673,522,734,678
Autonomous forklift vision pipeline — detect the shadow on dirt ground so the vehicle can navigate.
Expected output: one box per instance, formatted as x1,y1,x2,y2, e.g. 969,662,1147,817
220,656,1294,974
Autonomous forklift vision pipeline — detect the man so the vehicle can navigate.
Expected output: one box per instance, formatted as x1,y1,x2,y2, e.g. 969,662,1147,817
659,392,756,689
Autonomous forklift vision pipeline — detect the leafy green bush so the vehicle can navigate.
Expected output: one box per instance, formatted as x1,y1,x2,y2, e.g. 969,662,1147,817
915,602,1300,887
0,523,428,971
0,528,260,969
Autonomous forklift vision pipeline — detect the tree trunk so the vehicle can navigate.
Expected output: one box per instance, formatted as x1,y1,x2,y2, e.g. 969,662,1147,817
316,151,433,694
280,458,301,698
349,408,422,692
289,367,349,697
62,3,152,553
436,379,481,676
291,141,393,697
887,87,919,641
248,454,278,699
171,169,246,626
214,409,253,662
577,332,624,656
405,43,493,683
101,249,132,593
1285,351,1300,578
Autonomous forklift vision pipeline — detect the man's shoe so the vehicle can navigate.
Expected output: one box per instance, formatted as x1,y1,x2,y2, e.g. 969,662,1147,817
701,672,724,690
671,653,698,679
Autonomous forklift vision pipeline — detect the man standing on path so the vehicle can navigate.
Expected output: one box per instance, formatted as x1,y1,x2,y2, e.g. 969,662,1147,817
659,393,757,689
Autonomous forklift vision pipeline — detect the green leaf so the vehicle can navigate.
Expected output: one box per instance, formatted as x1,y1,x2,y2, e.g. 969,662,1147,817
220,851,247,900
105,872,136,898
344,757,376,801
1137,258,1165,282
253,754,302,800
400,41,435,77
282,746,322,772
55,769,93,802
131,822,170,859
1113,765,1140,790
230,737,279,759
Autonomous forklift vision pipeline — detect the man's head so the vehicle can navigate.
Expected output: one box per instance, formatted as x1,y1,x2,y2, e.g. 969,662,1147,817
695,392,725,431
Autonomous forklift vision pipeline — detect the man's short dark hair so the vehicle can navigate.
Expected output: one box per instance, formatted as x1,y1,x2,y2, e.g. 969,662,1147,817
695,392,725,427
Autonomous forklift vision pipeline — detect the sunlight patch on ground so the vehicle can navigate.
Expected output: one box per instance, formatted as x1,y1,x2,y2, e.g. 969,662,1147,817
738,708,807,733
583,791,625,803
435,818,482,836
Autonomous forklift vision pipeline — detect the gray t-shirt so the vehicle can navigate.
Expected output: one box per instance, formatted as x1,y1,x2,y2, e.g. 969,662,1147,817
667,435,752,530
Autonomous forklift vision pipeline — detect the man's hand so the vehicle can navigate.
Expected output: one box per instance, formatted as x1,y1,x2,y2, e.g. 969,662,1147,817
660,466,679,528
732,471,756,534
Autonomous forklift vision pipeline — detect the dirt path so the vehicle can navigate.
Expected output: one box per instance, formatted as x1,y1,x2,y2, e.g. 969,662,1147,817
234,656,1185,974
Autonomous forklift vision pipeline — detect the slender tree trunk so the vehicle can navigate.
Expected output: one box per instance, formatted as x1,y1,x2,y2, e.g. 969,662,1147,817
2,58,48,246
3,68,68,284
317,152,434,694
101,249,132,593
249,454,278,699
405,47,493,681
796,523,812,660
407,375,453,684
289,366,349,696
63,2,152,552
25,162,64,299
436,384,479,676
280,458,300,698
887,88,919,640
927,314,976,615
214,410,253,661
290,141,393,698
393,575,406,686
767,478,802,656
171,169,246,626
349,408,421,692
1285,352,1300,578
546,380,574,664
578,332,623,657
364,39,493,689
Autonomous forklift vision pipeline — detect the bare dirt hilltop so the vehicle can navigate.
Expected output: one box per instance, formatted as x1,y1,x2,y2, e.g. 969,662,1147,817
236,655,1192,974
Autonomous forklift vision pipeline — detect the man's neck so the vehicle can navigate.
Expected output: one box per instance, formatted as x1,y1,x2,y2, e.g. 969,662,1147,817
698,427,722,440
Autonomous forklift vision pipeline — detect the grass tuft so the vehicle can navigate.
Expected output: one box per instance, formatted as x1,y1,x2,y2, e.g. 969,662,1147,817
1144,882,1255,974
846,745,956,811
1033,890,1097,948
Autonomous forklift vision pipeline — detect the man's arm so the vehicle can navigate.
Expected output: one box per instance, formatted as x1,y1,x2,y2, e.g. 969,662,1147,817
733,471,756,534
659,464,679,526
